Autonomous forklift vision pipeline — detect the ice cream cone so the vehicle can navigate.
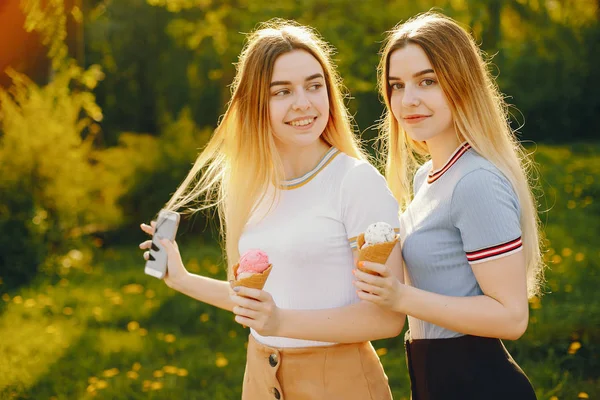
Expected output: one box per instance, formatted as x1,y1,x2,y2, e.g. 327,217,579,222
357,233,398,273
231,263,273,290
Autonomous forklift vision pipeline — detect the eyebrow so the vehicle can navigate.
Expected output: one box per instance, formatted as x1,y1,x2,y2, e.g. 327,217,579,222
388,69,435,81
270,73,324,87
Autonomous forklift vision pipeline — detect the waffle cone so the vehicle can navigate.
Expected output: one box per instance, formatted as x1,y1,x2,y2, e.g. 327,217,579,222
231,264,272,290
357,233,398,273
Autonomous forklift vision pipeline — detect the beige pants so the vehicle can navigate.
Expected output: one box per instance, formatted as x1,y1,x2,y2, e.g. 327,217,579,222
242,335,393,400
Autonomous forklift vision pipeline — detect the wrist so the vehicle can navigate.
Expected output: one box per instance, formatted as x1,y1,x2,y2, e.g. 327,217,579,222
393,282,410,313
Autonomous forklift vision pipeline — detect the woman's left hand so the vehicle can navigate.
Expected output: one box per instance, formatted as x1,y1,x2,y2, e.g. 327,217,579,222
230,287,281,336
353,261,405,313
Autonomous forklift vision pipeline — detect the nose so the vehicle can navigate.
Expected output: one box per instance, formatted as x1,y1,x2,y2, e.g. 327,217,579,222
402,85,420,107
292,89,311,111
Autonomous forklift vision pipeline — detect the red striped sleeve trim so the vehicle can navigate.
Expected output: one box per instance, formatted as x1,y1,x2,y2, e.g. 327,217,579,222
466,237,523,263
427,142,472,184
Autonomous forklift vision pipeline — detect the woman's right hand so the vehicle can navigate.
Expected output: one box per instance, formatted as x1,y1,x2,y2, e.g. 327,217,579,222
139,221,189,287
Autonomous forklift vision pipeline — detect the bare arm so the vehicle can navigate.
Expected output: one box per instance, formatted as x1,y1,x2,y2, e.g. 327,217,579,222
356,250,528,340
232,243,406,343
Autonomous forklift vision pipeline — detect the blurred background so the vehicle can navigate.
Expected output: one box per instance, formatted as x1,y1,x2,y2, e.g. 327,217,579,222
0,0,598,399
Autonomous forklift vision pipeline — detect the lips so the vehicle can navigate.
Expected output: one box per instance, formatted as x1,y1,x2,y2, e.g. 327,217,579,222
403,114,430,124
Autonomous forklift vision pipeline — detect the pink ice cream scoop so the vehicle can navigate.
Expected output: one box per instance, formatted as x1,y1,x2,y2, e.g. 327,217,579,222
236,249,270,279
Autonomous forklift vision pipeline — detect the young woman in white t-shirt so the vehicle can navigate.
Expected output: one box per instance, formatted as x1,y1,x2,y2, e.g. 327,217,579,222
353,12,543,399
139,20,404,399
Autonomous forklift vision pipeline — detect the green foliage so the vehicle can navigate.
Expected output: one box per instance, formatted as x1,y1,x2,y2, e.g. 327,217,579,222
98,108,213,234
0,0,119,286
0,144,598,399
84,0,600,143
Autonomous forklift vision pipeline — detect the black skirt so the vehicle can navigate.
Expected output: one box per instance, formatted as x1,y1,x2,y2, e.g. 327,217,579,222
404,331,537,400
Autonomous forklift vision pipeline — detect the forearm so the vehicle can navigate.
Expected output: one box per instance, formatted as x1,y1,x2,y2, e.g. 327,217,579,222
277,301,405,343
167,272,235,312
398,285,528,340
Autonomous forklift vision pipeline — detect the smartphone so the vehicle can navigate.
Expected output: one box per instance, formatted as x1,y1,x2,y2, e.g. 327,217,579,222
144,210,180,279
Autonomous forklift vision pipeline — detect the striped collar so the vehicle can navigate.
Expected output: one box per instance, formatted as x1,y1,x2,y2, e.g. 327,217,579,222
427,142,471,184
280,147,340,190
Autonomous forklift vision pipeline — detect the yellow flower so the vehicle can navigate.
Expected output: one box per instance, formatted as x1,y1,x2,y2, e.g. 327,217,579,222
24,299,36,308
122,283,144,294
102,368,119,378
13,296,23,304
376,348,388,356
139,328,148,336
177,368,189,377
86,384,96,393
575,253,585,262
228,330,237,338
578,393,589,399
96,380,108,389
1,293,9,302
561,248,572,257
127,371,139,379
549,396,558,400
568,341,582,355
153,370,164,378
164,334,176,343
127,321,140,332
132,362,142,371
163,365,178,374
567,200,576,209
151,381,164,390
200,313,210,323
145,289,156,298
88,377,98,384
215,353,229,368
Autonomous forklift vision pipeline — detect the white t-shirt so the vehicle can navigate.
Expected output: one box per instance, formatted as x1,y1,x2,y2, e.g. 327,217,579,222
239,147,400,348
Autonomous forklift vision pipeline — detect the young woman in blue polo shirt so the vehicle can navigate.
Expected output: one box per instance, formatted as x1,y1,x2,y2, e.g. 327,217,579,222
354,12,543,400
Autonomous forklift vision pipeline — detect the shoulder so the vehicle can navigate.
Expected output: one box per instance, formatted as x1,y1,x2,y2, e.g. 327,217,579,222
453,151,514,194
335,153,385,185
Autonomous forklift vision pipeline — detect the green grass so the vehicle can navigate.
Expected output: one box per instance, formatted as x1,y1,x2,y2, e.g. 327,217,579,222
0,143,598,399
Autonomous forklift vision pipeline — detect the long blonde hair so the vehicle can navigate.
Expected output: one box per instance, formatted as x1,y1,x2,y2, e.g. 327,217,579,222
165,20,365,276
377,12,544,297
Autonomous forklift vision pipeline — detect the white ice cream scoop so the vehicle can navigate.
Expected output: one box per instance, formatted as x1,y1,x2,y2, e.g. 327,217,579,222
364,222,396,246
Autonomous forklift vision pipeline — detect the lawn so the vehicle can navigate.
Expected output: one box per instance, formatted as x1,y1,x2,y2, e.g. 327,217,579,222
0,143,598,399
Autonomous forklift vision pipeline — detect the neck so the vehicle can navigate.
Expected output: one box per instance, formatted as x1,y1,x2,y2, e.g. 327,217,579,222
278,140,331,180
426,130,461,171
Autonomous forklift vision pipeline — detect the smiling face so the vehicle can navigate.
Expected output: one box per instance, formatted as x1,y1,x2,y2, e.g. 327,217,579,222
268,50,329,151
388,43,455,144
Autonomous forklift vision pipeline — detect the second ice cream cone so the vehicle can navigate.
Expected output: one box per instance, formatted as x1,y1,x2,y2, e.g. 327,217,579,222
357,233,398,273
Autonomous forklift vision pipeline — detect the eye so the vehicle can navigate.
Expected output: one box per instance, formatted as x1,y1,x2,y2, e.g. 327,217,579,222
273,89,290,96
307,83,323,91
389,82,404,90
420,79,436,87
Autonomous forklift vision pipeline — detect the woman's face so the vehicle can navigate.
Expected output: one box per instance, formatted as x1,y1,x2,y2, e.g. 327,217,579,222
269,50,329,151
387,43,455,143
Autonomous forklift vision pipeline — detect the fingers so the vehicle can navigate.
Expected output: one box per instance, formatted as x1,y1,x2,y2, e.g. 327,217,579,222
353,279,382,295
358,261,389,277
234,315,253,327
232,286,264,300
139,240,153,250
353,268,385,286
143,251,150,261
140,222,155,236
357,290,382,303
233,306,258,320
230,294,262,310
